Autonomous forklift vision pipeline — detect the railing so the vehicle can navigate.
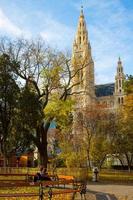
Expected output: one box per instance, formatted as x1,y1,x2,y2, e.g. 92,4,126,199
0,167,53,175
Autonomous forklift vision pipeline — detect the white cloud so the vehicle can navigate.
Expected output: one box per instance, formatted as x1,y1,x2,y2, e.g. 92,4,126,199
40,17,75,50
0,8,31,38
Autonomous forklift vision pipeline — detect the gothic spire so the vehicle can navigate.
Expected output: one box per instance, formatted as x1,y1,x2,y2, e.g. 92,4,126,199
72,7,95,104
115,58,125,97
117,57,123,73
74,6,89,48
80,5,84,16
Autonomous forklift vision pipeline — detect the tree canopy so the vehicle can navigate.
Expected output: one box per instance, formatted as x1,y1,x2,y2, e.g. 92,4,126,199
0,38,86,167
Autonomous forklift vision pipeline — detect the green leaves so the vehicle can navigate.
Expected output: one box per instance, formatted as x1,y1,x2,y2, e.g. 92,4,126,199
124,75,133,94
41,65,63,88
44,94,74,127
0,54,20,159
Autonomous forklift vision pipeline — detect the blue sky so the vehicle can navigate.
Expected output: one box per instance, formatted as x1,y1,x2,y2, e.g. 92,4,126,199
0,0,132,84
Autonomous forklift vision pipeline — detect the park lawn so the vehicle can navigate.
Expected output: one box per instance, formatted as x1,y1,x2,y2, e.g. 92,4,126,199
57,168,133,183
99,172,133,183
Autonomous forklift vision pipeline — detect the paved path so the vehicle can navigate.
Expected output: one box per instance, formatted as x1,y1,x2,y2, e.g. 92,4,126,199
75,192,116,200
95,193,116,200
65,182,133,199
86,183,133,200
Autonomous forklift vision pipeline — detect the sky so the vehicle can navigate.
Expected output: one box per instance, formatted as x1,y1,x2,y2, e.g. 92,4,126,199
0,0,133,84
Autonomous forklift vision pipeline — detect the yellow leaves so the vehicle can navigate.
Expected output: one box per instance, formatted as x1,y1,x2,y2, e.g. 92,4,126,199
124,75,133,94
124,94,133,111
123,76,133,120
117,93,133,152
65,151,86,168
121,94,133,123
41,65,63,88
44,94,74,120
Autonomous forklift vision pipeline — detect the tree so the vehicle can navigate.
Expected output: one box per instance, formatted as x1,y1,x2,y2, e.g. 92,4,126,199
0,38,86,168
0,53,20,166
90,135,109,169
111,75,133,171
124,75,133,94
74,104,110,170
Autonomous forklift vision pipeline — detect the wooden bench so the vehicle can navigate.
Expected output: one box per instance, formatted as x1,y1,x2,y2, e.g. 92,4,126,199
0,181,82,199
58,175,74,180
0,173,75,184
0,179,75,188
49,174,74,181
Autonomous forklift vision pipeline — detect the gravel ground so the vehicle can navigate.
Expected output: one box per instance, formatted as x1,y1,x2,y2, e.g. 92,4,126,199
74,192,96,200
75,191,133,200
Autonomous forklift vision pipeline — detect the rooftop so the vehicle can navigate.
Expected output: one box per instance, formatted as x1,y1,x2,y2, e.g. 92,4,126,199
95,83,115,97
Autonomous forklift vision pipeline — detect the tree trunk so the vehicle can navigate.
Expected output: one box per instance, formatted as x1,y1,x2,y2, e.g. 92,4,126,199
36,121,50,169
1,142,7,167
86,131,92,170
118,157,125,170
87,149,91,170
3,155,7,167
99,155,106,169
39,147,48,168
125,153,132,172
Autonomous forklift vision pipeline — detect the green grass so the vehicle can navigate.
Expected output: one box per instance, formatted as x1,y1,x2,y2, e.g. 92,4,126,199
99,172,133,183
57,168,133,183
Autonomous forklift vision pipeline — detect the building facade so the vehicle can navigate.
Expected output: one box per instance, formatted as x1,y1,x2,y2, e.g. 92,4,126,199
72,8,125,112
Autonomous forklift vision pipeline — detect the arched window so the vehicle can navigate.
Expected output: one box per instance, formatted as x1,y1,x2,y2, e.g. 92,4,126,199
119,79,121,87
118,97,120,104
116,82,118,90
121,97,124,104
79,36,81,44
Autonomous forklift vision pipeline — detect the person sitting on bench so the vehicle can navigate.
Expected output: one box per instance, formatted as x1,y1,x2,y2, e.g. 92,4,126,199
34,167,51,182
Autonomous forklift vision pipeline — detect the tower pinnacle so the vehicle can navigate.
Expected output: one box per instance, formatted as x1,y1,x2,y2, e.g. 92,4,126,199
80,5,84,16
73,6,89,52
118,56,121,64
72,8,95,106
115,58,125,105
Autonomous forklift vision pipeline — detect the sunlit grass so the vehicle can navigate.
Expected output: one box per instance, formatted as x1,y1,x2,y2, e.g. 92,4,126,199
57,168,133,183
99,172,133,183
0,187,76,200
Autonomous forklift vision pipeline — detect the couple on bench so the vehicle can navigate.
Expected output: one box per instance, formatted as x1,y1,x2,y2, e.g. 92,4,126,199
34,167,51,182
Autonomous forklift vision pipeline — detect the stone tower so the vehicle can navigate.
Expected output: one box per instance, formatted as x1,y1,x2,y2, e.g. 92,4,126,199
72,8,95,137
114,57,125,106
72,7,95,108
